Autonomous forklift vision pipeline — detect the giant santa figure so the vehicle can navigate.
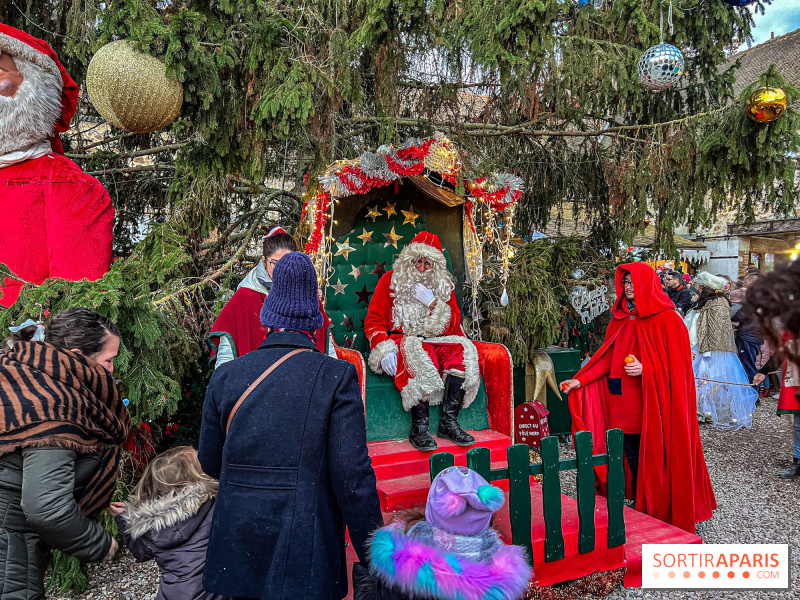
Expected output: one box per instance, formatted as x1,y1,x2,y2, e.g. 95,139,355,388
365,231,479,451
563,263,716,534
0,24,113,307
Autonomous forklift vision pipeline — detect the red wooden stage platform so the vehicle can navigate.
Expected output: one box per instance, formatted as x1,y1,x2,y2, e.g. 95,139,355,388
344,429,700,598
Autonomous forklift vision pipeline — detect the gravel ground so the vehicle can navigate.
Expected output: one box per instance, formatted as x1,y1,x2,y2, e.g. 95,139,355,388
49,552,159,600
51,395,798,599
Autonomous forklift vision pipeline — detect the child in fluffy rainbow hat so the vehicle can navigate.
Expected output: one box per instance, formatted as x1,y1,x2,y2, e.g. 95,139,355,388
368,466,531,600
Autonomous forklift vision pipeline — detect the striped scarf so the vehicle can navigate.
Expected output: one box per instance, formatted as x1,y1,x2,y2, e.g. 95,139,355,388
0,341,131,518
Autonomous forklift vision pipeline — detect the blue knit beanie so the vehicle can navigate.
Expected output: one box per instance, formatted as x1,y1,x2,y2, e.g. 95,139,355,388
260,252,323,332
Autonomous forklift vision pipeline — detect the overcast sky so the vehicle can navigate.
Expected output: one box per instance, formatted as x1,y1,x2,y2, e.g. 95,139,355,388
749,3,800,46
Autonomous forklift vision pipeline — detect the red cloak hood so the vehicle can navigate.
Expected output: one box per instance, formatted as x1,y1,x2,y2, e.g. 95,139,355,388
569,263,716,534
612,262,675,318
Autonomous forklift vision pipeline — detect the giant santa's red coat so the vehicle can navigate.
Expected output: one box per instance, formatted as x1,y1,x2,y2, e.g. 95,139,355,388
0,24,113,307
364,231,481,410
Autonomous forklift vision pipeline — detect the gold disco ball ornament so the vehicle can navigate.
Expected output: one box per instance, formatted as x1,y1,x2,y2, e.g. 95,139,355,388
86,40,183,133
746,86,788,124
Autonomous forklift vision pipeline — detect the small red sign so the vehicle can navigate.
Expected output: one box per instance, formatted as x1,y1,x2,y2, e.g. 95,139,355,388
515,401,550,448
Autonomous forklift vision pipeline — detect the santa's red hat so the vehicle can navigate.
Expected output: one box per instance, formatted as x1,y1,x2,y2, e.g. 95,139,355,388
398,230,446,266
0,24,80,153
409,231,443,253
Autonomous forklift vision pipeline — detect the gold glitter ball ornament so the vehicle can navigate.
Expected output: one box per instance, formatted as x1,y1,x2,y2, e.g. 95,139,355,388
86,40,183,133
746,87,788,123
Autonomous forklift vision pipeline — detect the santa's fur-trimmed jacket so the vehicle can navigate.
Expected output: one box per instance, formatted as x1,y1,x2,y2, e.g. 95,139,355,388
364,271,481,410
116,482,229,600
366,522,531,600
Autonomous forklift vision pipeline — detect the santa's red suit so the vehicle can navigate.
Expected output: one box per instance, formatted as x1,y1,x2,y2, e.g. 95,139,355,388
364,231,480,410
0,25,113,307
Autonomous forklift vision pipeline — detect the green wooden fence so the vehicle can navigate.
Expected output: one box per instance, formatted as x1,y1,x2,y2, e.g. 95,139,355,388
429,429,626,566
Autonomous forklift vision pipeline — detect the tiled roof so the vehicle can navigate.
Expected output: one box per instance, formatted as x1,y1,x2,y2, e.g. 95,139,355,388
723,28,800,108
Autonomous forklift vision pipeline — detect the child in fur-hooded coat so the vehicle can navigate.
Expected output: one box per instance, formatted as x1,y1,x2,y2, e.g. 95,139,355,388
363,466,531,600
109,447,229,600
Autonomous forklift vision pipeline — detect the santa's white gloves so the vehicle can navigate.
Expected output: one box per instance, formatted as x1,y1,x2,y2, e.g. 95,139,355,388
381,352,398,376
414,283,436,308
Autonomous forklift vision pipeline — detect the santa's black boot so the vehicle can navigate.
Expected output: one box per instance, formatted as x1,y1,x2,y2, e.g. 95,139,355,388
438,376,475,446
409,401,437,451
778,457,800,479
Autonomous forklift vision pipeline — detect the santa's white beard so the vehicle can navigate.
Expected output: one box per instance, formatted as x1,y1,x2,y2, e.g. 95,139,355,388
0,56,61,156
391,260,454,336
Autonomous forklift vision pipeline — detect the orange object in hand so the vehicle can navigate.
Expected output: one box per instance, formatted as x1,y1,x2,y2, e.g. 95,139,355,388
560,381,569,392
624,355,636,365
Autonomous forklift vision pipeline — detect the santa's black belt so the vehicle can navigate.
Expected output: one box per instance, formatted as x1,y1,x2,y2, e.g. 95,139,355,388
608,378,622,395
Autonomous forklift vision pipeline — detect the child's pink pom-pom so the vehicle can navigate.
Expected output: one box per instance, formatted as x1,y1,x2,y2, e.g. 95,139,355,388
434,491,467,517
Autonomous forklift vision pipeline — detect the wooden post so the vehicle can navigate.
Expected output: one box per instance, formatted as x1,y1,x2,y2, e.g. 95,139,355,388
429,452,454,482
540,435,565,562
507,443,534,564
605,428,627,547
467,447,492,482
574,430,596,553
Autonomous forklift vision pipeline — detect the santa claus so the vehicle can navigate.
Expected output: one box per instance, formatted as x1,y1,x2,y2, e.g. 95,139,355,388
0,24,113,307
364,231,479,450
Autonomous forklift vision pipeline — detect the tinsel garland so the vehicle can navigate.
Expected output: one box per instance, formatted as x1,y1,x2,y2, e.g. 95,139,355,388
469,174,525,210
303,191,331,255
302,133,524,290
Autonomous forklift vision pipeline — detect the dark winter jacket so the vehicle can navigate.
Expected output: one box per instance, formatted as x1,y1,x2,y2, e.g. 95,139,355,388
198,330,383,600
116,483,228,600
666,284,693,314
732,302,764,343
0,447,112,600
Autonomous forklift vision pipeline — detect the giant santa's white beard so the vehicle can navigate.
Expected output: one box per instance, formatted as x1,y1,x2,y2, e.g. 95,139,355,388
0,55,61,156
391,247,454,336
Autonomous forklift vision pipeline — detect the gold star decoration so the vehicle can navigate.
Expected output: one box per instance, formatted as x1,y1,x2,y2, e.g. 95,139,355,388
383,201,397,217
335,239,356,260
401,205,420,227
356,228,374,244
383,225,403,249
365,206,381,222
332,278,348,295
349,264,363,280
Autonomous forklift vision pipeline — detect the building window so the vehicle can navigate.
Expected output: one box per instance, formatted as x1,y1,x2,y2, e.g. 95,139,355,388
764,253,774,272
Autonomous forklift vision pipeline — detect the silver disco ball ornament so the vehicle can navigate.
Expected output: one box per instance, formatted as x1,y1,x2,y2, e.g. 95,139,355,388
637,43,685,91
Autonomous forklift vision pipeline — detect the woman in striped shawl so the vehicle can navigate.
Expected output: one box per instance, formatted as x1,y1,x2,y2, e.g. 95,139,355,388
0,307,131,600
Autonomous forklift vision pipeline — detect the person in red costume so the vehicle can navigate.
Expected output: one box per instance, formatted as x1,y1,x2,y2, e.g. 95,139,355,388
364,231,479,451
207,227,330,366
0,24,113,307
562,262,716,534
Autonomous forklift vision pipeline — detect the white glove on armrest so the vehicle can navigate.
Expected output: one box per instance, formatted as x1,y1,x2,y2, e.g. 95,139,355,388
381,352,398,376
413,283,436,308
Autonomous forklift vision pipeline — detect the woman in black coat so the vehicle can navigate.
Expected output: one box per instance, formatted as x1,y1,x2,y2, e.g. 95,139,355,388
199,252,383,600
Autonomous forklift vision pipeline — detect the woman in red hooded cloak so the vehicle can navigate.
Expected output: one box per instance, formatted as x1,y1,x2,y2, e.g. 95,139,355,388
563,262,716,534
